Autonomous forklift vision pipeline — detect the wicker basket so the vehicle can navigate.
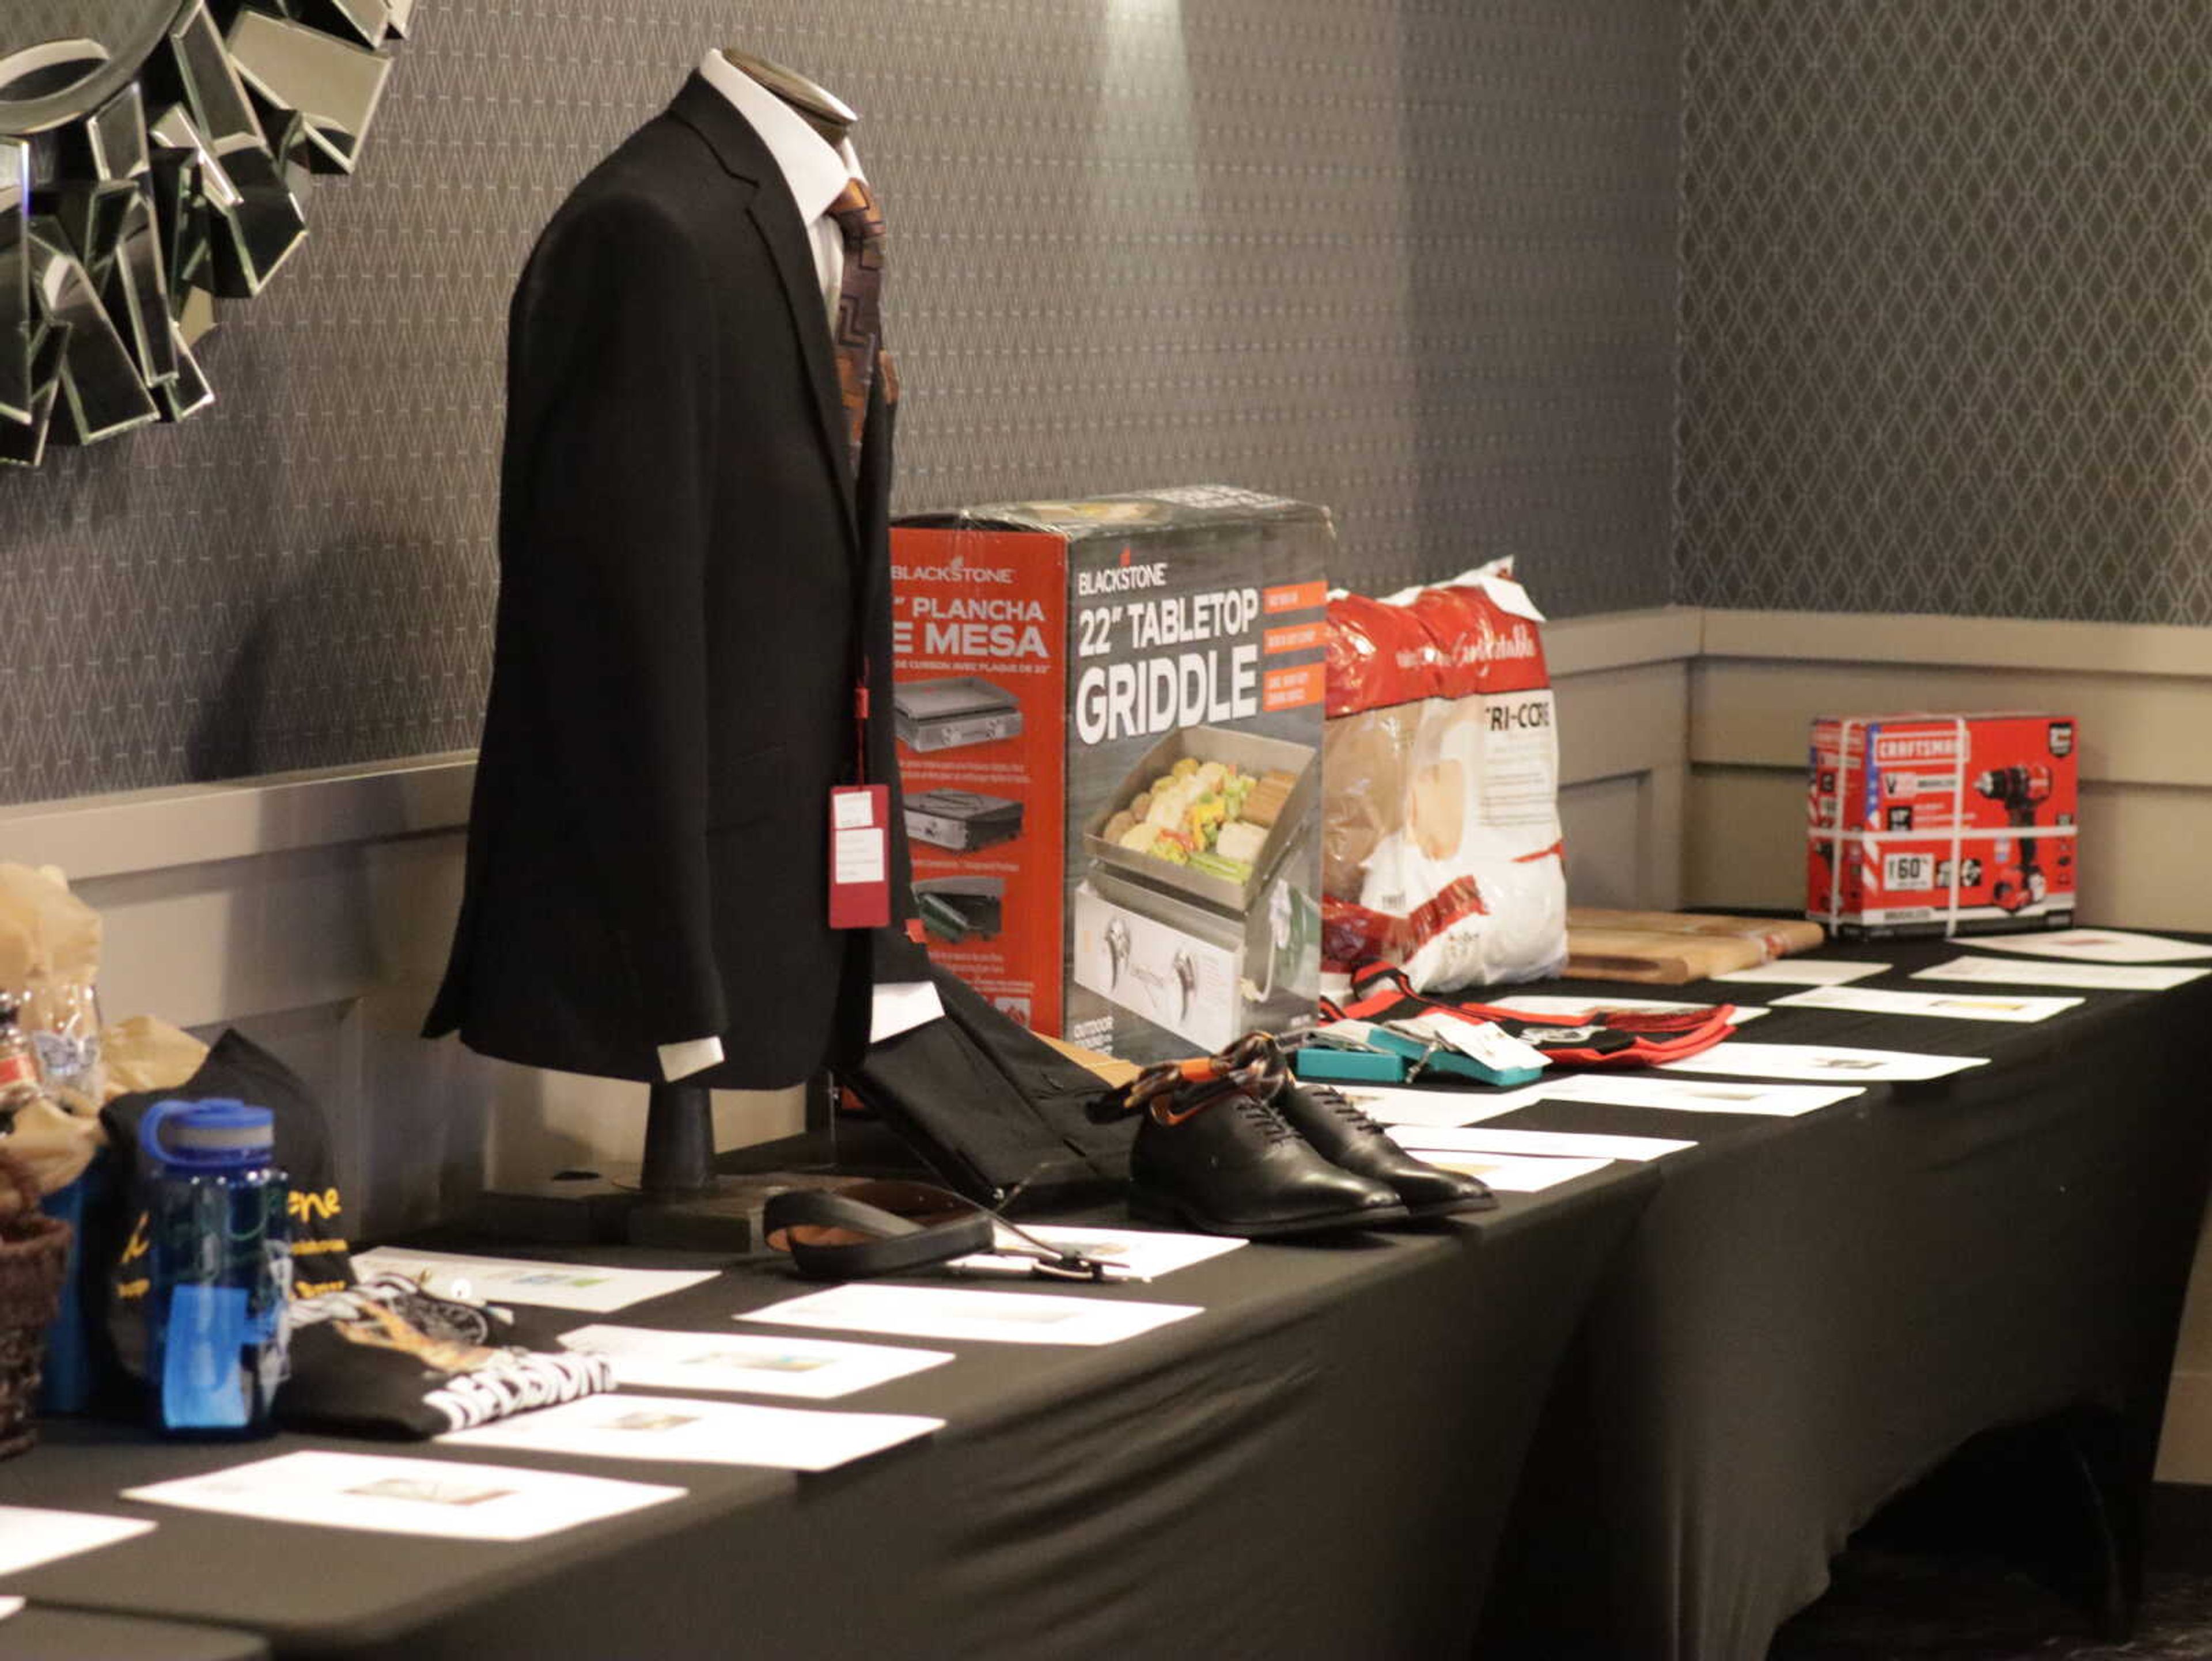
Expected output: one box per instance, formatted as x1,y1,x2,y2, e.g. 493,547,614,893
0,1147,71,1459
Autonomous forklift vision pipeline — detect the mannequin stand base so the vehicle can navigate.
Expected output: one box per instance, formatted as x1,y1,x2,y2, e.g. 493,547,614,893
468,1161,848,1252
469,1169,642,1247
469,1081,847,1252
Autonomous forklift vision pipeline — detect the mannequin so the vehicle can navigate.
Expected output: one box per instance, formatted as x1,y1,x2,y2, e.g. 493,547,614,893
648,49,942,1089
720,50,857,147
425,42,939,1208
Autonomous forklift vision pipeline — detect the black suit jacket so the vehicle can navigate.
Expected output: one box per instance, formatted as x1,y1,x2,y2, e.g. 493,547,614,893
425,75,926,1087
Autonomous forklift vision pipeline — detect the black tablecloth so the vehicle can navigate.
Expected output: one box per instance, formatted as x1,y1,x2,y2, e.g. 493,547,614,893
1471,935,2212,1660
0,1166,1653,1660
5,934,2207,1660
0,1607,267,1659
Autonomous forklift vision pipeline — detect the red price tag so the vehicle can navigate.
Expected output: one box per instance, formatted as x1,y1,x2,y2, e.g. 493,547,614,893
828,785,892,930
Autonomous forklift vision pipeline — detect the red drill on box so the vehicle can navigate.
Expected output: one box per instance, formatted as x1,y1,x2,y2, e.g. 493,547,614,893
1806,713,2078,940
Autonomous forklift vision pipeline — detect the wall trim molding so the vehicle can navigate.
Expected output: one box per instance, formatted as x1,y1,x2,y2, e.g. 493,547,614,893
0,752,476,881
1545,605,1705,677
1700,608,2212,677
0,609,1712,882
3,604,2194,885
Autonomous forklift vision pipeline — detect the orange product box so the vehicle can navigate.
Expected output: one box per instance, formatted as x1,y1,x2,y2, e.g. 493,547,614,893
1807,712,2079,940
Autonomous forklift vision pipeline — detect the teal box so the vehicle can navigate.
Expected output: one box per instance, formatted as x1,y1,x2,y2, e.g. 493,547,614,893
1292,1047,1406,1084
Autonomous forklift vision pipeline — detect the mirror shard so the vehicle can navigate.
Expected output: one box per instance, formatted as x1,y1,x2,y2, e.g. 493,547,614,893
0,136,30,427
308,0,397,51
158,318,211,422
86,81,149,182
30,217,159,444
226,9,392,176
0,326,67,468
105,187,177,388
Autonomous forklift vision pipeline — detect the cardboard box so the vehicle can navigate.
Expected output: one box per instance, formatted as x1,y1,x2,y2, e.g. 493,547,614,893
892,486,1329,1062
1806,712,2079,939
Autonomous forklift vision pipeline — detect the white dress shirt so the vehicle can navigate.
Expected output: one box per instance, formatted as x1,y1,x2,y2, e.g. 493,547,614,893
658,54,938,1085
699,50,862,331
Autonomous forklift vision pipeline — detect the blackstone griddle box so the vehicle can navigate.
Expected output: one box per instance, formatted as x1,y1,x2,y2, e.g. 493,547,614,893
892,485,1331,1061
893,677,1024,752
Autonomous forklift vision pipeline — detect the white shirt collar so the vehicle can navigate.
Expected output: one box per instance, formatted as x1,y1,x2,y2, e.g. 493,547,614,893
698,50,862,223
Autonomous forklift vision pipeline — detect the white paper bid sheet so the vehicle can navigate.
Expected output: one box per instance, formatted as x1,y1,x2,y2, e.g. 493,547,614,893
0,1507,152,1575
1660,1042,1987,1083
1520,1074,1862,1117
1965,929,2212,965
744,1283,1201,1347
1411,1152,1611,1192
557,1326,953,1400
350,1247,718,1313
1714,959,1891,987
950,1224,1245,1282
1387,1125,1695,1162
1326,1084,1527,1128
1912,955,2210,992
1773,985,2082,1023
123,1451,684,1541
441,1394,943,1472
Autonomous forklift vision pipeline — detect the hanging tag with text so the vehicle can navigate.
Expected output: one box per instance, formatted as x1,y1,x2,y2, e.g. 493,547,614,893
829,785,892,930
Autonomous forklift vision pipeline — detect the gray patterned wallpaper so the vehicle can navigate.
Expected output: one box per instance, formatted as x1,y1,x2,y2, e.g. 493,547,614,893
1676,0,2212,624
0,0,1681,805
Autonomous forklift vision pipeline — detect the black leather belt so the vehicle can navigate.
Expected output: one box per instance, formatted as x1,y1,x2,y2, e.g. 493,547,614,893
762,1180,1117,1282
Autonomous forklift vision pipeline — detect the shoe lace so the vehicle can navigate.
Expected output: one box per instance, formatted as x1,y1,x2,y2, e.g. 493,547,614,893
1304,1083,1385,1135
1234,1092,1299,1144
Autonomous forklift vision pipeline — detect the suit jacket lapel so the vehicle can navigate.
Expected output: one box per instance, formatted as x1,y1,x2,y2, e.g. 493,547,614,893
668,77,860,557
748,194,861,549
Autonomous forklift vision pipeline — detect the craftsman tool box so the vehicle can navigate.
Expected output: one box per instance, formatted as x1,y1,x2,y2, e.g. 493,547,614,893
1807,712,2078,939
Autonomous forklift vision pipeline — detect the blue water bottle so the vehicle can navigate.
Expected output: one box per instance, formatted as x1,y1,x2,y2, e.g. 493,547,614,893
142,1099,292,1436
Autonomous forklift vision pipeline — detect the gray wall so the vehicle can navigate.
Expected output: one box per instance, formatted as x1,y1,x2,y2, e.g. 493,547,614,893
0,0,1683,807
1676,0,2212,624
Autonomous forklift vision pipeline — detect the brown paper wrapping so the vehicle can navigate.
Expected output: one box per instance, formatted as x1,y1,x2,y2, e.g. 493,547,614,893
0,1098,104,1206
0,863,106,1112
101,1015,211,1100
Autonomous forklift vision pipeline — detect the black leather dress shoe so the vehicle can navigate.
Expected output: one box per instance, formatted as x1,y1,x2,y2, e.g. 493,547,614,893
1129,1090,1408,1238
1272,1078,1498,1218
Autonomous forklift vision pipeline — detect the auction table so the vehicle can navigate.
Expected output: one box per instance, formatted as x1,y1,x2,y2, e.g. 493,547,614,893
1,935,2206,1660
1469,934,2212,1660
0,1160,1654,1660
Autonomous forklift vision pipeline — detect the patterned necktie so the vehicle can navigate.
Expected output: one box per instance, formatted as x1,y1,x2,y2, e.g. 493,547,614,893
826,179,888,475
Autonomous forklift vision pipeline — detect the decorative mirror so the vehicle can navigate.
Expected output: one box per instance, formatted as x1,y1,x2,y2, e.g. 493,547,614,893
0,1,412,467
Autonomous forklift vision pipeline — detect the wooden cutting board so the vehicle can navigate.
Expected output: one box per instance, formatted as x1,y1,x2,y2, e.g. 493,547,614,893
1562,928,1770,984
1563,909,1828,984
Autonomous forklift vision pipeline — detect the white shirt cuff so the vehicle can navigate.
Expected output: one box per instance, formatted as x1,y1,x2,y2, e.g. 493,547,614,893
659,988,942,1076
657,1035,725,1082
870,981,945,1044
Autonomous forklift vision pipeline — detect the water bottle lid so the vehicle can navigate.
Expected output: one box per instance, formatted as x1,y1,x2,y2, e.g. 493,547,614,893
146,1098,275,1169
